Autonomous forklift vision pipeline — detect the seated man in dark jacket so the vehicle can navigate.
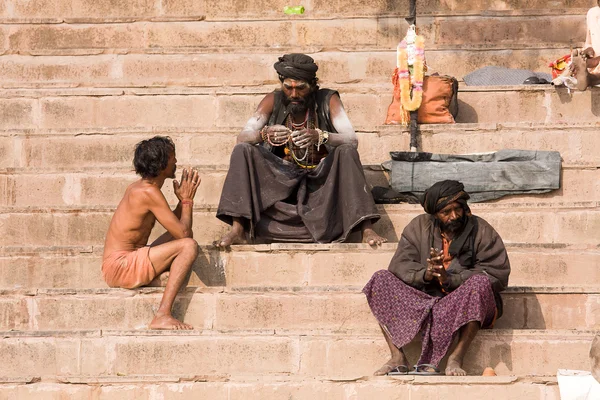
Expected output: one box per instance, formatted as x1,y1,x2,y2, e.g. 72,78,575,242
363,180,510,376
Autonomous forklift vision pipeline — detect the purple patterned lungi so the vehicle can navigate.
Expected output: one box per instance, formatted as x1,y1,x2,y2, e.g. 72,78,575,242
363,270,496,367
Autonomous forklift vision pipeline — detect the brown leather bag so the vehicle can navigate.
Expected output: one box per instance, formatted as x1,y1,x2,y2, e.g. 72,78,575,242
385,71,458,125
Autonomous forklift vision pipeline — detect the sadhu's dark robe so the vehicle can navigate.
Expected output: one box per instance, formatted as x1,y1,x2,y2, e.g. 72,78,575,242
363,214,510,367
216,89,380,243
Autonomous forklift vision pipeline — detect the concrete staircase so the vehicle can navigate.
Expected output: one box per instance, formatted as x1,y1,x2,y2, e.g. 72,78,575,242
1,0,599,398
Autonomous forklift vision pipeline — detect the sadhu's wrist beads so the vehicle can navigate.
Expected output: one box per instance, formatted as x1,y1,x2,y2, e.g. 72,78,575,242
315,129,330,151
260,126,269,143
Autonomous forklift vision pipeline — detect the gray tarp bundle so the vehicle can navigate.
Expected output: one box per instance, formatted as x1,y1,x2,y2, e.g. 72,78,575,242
387,150,561,202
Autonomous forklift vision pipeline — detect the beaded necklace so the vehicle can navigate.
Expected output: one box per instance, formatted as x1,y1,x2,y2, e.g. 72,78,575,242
285,109,317,168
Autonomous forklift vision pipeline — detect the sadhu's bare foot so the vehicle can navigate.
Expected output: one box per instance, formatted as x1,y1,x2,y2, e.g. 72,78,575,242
362,228,388,247
149,313,193,330
214,229,245,249
445,358,467,376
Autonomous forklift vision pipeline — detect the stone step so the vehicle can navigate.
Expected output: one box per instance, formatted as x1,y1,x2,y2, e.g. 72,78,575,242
1,244,599,290
0,286,598,331
1,165,596,208
0,376,562,400
0,329,594,378
0,49,572,89
1,202,597,246
0,86,597,129
2,122,599,168
0,0,590,22
0,15,586,56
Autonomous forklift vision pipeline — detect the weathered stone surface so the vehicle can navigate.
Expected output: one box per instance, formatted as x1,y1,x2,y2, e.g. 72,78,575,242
39,95,216,129
0,204,597,246
7,24,147,55
0,49,577,89
159,0,205,18
0,254,102,289
0,87,597,129
0,378,561,400
0,99,35,129
1,245,598,289
7,0,156,21
121,54,277,86
146,21,294,49
0,212,112,246
0,331,593,377
102,336,298,375
0,55,116,87
0,0,592,21
435,16,585,48
0,289,596,331
2,14,588,55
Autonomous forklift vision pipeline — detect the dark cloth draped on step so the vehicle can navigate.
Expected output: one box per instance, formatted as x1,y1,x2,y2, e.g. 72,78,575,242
216,143,380,243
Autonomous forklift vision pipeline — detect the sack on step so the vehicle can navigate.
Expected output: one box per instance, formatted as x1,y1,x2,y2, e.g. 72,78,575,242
385,72,458,125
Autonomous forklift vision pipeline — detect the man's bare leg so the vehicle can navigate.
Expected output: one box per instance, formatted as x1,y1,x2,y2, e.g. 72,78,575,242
361,220,388,246
374,325,410,375
445,321,480,376
215,217,245,248
147,237,198,330
572,52,591,91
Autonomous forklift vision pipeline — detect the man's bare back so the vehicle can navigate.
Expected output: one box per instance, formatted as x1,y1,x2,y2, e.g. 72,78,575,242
103,182,161,257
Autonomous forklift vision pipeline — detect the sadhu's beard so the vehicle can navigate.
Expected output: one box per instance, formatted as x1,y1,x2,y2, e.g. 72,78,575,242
439,212,468,235
283,93,315,115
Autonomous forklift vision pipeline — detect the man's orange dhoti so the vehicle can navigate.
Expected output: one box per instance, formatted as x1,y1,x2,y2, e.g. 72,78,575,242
102,246,157,289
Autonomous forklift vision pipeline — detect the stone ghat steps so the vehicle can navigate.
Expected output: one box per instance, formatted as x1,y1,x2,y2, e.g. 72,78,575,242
0,50,573,90
1,202,598,246
1,244,599,289
0,0,591,22
1,86,598,129
0,329,595,377
1,286,598,331
0,14,585,57
2,122,598,168
2,165,596,208
0,376,563,400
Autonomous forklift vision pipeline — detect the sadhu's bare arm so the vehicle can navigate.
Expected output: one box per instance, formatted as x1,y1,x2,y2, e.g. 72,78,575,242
237,92,275,144
327,94,358,148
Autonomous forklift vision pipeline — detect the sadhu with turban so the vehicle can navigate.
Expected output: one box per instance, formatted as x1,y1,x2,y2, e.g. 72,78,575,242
215,54,386,247
363,180,511,376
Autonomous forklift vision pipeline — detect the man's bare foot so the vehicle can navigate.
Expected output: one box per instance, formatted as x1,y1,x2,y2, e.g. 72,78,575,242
374,354,409,376
362,227,388,247
445,358,467,376
149,314,193,330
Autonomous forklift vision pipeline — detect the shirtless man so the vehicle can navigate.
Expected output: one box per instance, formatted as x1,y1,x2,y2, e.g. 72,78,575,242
102,136,200,330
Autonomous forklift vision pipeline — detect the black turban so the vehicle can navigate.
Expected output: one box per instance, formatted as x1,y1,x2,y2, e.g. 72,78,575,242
274,53,318,82
421,180,471,215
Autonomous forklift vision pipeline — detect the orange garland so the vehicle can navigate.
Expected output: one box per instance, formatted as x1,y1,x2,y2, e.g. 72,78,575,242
396,34,425,125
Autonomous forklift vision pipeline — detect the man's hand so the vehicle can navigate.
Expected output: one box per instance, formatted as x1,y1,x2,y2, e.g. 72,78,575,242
431,264,449,285
173,168,201,201
425,247,443,281
290,128,319,149
582,47,596,59
264,125,291,145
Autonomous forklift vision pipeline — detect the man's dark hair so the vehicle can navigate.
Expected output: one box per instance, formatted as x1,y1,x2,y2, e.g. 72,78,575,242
133,136,175,179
